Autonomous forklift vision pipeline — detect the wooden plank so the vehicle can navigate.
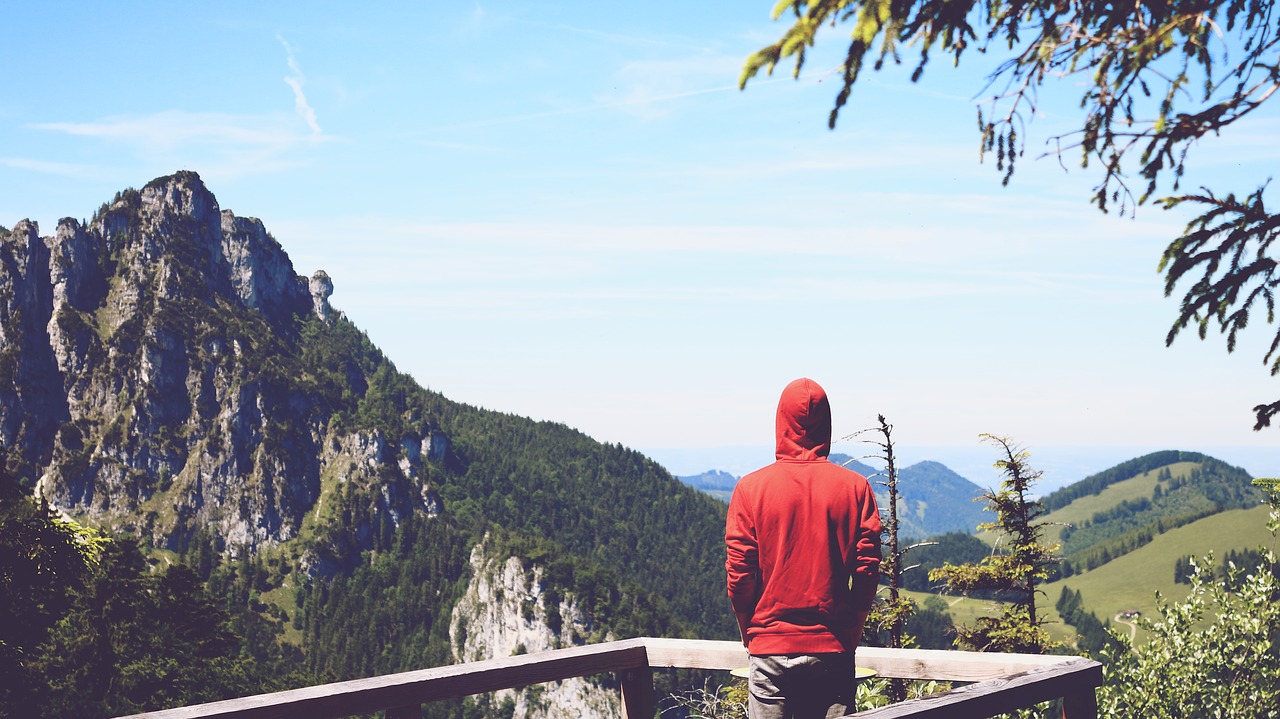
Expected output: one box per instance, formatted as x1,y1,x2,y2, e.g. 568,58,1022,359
853,647,1069,683
845,658,1103,719
639,639,1067,682
383,706,419,719
619,666,655,719
1062,684,1100,719
113,639,650,719
642,638,747,670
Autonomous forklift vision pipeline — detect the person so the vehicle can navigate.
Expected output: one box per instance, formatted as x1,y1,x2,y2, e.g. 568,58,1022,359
725,378,882,719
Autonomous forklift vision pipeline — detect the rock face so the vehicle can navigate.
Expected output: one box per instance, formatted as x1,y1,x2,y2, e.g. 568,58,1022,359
1,171,447,561
450,540,620,719
309,270,333,322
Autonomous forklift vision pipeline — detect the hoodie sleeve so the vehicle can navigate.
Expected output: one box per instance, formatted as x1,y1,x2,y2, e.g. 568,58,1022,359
725,485,759,630
849,482,883,611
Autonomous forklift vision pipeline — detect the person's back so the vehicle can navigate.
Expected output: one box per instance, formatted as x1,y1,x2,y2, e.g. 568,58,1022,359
726,378,881,719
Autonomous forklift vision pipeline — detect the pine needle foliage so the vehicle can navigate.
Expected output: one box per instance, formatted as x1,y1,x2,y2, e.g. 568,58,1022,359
845,414,919,702
1159,185,1280,429
930,435,1059,653
742,0,1280,429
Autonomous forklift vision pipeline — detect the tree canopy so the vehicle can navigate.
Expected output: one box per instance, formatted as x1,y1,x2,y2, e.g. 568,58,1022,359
742,0,1280,429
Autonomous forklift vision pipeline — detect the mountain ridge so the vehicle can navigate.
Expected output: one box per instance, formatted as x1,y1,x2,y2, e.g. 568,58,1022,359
0,172,735,716
678,454,988,539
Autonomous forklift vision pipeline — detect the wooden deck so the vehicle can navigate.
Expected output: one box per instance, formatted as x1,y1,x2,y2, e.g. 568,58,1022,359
113,638,1102,719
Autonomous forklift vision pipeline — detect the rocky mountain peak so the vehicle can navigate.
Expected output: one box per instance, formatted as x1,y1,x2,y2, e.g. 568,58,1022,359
140,170,220,225
3,172,448,563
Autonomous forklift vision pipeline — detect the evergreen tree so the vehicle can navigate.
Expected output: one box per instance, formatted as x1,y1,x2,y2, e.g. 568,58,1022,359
847,415,918,702
32,539,268,718
0,455,105,716
929,435,1059,653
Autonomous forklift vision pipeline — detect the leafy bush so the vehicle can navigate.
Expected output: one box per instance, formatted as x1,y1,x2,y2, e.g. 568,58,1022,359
1097,479,1280,718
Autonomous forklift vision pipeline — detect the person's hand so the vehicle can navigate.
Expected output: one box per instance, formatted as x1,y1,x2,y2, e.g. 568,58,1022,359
735,612,752,647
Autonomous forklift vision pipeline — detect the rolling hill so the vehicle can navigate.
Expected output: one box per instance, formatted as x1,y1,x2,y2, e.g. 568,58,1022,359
1039,451,1260,572
901,450,1273,649
1042,503,1274,642
679,454,989,539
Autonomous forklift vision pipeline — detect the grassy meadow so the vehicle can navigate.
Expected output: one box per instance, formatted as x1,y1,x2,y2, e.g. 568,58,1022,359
1039,461,1201,546
1040,503,1274,642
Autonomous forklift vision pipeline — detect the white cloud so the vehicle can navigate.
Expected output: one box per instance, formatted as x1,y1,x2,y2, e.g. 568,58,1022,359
29,108,332,182
0,158,105,179
278,35,322,136
35,111,310,150
24,37,327,181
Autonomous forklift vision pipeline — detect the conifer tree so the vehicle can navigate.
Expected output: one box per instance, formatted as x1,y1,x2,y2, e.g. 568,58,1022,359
929,435,1059,653
0,454,104,716
846,415,933,701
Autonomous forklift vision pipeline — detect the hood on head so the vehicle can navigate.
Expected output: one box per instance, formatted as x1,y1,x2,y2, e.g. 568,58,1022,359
775,378,832,460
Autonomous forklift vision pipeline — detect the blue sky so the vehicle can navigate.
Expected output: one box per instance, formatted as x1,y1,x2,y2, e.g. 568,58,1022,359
2,2,1276,481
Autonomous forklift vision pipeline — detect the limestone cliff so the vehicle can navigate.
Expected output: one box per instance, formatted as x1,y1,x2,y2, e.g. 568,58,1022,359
0,171,446,562
450,539,620,719
0,173,736,716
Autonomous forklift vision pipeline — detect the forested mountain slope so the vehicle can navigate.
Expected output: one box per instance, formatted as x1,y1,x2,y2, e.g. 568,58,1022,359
1039,451,1259,572
0,172,733,717
831,454,987,540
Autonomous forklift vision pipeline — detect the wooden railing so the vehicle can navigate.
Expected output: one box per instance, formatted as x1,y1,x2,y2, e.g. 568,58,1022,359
114,638,1102,719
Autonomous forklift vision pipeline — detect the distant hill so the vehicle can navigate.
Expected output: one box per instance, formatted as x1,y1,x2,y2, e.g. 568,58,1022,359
1042,503,1274,642
766,449,1271,652
831,454,989,540
676,469,736,502
1041,451,1260,572
677,455,988,539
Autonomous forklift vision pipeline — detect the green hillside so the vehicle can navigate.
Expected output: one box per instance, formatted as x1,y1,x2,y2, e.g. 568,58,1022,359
891,504,1273,649
831,454,988,540
1042,503,1274,642
1041,461,1200,548
911,451,1270,651
1040,452,1259,572
899,587,1005,629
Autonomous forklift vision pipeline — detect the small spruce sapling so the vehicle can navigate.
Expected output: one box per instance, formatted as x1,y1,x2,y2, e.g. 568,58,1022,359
929,435,1059,653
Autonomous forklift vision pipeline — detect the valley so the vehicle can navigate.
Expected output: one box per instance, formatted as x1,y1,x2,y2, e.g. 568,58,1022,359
679,448,1274,649
2,171,1275,717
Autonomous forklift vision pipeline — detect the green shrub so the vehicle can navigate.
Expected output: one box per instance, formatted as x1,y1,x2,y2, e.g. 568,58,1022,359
1097,479,1280,718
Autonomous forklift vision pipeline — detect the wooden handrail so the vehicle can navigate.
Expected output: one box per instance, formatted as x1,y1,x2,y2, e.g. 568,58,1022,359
113,638,1102,719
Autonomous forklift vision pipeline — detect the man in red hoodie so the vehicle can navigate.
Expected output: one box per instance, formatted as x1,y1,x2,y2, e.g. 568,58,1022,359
726,378,882,719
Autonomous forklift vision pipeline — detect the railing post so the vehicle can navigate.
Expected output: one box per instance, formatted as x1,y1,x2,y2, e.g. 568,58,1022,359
1062,687,1099,719
620,665,654,719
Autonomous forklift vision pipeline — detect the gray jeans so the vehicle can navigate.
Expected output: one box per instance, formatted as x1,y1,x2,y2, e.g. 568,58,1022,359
747,653,857,719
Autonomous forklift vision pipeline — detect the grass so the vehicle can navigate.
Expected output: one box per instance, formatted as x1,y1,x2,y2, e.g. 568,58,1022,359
897,587,1002,627
1042,503,1274,642
258,577,303,645
896,498,1275,648
1040,461,1198,547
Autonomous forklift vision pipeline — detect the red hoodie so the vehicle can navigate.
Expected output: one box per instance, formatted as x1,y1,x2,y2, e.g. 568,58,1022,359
725,378,882,655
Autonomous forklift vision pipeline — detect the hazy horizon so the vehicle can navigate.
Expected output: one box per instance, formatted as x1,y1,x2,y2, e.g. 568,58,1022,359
3,2,1278,462
643,444,1277,496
